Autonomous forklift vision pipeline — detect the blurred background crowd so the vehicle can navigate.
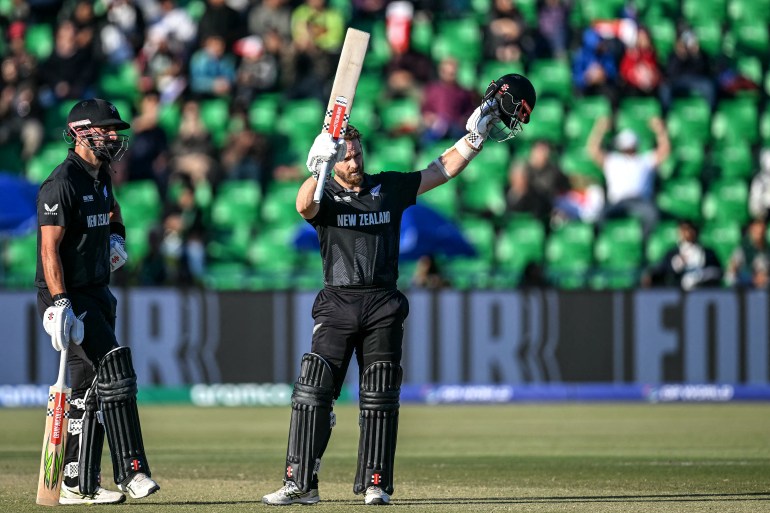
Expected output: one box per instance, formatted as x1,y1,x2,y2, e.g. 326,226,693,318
0,0,769,291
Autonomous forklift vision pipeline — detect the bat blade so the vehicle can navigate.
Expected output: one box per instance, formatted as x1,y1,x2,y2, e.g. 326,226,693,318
313,28,370,203
36,350,70,506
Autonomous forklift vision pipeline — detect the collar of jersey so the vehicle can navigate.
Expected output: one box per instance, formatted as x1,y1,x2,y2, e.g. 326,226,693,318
329,174,374,195
68,149,102,180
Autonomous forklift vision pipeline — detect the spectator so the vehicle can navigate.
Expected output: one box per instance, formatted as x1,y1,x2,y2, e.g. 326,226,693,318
290,0,345,53
100,0,146,65
0,58,44,161
537,0,569,59
145,0,197,59
572,27,620,104
587,115,670,237
248,0,292,40
619,26,661,96
659,29,715,110
123,91,170,191
749,149,770,220
232,34,281,109
197,0,244,50
161,177,206,285
188,34,237,99
169,99,220,186
552,173,606,224
38,20,98,107
726,217,770,288
484,0,528,63
220,122,272,190
140,34,188,103
411,254,450,289
505,140,570,224
5,21,37,84
642,219,723,290
137,227,169,286
420,57,477,144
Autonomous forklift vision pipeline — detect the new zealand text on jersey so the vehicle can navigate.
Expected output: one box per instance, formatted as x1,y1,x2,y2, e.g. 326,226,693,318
337,211,391,227
87,213,110,228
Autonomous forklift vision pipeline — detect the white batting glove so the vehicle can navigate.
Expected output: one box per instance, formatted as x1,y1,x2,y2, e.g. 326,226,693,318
464,99,500,150
109,234,128,272
43,298,85,351
306,133,346,180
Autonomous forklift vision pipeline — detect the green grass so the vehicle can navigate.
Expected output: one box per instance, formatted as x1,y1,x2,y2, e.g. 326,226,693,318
1,404,769,512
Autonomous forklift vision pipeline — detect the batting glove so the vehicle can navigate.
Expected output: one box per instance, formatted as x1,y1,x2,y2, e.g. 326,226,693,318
306,133,346,180
43,298,85,351
464,99,500,151
109,234,128,272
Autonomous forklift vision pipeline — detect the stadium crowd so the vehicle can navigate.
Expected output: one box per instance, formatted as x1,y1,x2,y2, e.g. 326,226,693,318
1,0,768,290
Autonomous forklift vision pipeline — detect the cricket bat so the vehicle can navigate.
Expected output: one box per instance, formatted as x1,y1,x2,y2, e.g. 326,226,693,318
36,348,70,506
313,28,370,203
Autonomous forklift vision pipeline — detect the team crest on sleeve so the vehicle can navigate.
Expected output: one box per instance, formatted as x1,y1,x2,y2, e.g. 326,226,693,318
371,184,381,198
44,203,59,215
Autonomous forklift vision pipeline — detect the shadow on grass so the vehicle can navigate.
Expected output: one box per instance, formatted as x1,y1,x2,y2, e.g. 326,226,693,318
127,492,770,507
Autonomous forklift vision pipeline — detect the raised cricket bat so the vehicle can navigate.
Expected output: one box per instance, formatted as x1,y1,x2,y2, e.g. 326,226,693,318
313,28,370,203
36,348,70,506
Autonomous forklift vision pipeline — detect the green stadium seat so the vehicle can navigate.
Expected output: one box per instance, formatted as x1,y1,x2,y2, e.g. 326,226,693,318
409,17,434,55
647,17,677,59
158,101,181,139
700,220,742,267
432,19,482,64
592,218,644,289
702,179,749,225
579,0,625,22
347,98,378,135
668,138,706,179
712,97,759,143
496,215,545,272
378,97,420,135
116,180,162,228
645,220,679,264
199,98,231,147
545,221,594,289
560,146,604,182
417,179,458,220
458,217,496,262
657,177,702,221
210,180,261,229
460,178,507,217
728,0,770,23
98,62,140,102
692,21,724,56
463,142,511,184
248,94,280,134
761,109,770,144
564,96,612,147
26,142,69,184
3,233,37,287
479,61,525,93
666,97,711,144
202,261,251,290
365,20,391,70
0,141,25,174
367,136,415,171
275,98,322,140
683,0,727,25
736,56,763,84
261,181,301,229
24,23,53,60
247,228,299,273
44,100,79,141
124,224,151,270
732,20,770,57
713,140,754,179
518,97,565,144
442,257,494,290
207,224,252,262
528,59,573,101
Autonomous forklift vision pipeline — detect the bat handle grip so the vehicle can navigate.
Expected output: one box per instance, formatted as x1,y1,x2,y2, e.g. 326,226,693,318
313,161,332,204
55,348,68,389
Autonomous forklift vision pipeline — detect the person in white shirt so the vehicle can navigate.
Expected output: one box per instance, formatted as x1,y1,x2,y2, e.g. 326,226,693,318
588,116,670,237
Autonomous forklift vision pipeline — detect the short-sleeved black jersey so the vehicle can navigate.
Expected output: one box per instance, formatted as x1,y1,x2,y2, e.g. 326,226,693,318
35,149,116,290
308,171,422,289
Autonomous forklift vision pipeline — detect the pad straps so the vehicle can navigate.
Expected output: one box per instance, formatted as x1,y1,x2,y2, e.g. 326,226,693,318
78,381,105,495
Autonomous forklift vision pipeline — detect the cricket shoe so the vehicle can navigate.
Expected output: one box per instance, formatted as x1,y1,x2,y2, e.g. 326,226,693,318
262,481,320,505
364,486,390,505
118,472,160,499
59,484,126,505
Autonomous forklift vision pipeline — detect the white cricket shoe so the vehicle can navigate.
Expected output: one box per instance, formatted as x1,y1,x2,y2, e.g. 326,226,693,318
262,481,320,505
59,483,126,505
364,486,390,505
118,472,160,499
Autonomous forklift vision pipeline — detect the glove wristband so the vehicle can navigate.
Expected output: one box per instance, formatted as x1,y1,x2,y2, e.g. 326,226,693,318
52,293,69,303
454,137,481,161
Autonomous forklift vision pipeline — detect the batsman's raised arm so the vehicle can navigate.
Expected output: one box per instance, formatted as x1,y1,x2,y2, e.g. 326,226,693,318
418,73,537,196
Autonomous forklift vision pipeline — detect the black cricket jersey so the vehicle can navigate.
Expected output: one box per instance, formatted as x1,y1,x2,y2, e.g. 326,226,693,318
309,171,422,289
35,149,116,290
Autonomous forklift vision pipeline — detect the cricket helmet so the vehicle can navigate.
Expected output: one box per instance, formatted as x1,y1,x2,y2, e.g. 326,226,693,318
64,98,131,162
484,73,536,140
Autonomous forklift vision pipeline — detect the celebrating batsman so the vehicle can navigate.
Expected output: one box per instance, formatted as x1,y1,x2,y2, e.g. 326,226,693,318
262,74,536,506
35,99,159,504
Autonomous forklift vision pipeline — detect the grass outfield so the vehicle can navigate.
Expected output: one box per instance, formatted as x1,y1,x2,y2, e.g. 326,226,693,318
1,403,769,512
